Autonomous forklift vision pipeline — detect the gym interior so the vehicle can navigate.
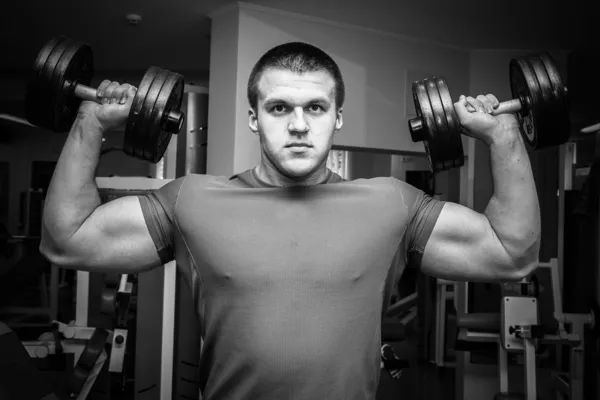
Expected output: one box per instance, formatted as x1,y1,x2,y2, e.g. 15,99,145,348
0,1,598,399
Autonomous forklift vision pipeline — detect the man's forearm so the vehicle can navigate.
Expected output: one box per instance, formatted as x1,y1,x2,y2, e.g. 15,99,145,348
41,113,105,248
484,128,541,268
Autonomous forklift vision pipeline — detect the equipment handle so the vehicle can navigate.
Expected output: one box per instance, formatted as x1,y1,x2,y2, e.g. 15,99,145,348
490,98,522,115
72,82,101,103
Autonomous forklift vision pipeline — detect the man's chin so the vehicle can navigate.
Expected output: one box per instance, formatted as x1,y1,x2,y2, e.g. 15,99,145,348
279,161,317,178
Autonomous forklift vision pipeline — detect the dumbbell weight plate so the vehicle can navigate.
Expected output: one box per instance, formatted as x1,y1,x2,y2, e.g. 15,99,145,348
146,72,184,163
25,36,62,130
527,56,555,147
123,66,159,161
509,53,570,150
123,68,184,163
424,78,461,172
536,53,570,147
124,67,167,161
510,57,542,148
136,68,169,162
425,78,449,152
412,78,464,172
412,80,436,170
25,36,94,132
50,38,94,132
538,53,567,108
436,77,465,170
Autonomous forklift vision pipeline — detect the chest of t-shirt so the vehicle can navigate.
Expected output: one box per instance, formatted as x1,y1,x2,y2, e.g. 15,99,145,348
174,184,407,296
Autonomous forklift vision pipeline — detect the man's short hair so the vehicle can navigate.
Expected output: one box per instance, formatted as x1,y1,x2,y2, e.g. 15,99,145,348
247,42,345,111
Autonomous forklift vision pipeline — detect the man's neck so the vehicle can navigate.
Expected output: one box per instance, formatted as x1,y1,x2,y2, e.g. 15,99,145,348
254,163,329,187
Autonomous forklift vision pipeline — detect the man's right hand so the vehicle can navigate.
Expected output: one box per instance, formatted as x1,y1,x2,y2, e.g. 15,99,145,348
80,81,137,132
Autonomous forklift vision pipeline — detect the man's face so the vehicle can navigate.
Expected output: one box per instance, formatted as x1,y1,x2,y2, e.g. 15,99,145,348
249,68,343,178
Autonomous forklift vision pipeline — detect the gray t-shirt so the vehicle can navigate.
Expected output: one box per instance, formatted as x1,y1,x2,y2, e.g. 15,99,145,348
137,169,444,400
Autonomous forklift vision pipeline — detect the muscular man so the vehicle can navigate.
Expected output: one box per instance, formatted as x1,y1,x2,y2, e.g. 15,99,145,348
40,42,540,399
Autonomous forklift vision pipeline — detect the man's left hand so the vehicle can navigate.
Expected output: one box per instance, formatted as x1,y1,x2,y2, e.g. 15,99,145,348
454,94,520,146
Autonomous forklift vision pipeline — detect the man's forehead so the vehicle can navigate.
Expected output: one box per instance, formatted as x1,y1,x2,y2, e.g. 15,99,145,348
257,68,335,100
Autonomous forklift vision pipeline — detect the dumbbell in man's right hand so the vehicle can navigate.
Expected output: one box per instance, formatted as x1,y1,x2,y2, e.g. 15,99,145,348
80,80,137,132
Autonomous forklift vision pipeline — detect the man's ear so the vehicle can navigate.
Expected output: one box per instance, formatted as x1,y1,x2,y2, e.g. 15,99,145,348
335,108,343,131
249,108,259,134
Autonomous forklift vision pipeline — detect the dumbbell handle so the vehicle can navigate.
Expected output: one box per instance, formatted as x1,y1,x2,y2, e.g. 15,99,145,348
66,80,184,134
464,98,523,116
410,97,526,142
487,98,523,116
71,82,102,102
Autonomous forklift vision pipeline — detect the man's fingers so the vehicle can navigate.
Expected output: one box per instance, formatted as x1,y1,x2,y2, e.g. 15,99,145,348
454,95,475,122
116,84,137,105
486,93,500,108
97,80,112,98
95,81,137,106
111,84,128,104
466,96,485,113
457,94,501,114
476,95,494,113
101,82,121,104
127,85,137,101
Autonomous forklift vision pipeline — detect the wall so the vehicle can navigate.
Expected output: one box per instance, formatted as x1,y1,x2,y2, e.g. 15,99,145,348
205,8,241,178
348,152,392,180
207,2,471,176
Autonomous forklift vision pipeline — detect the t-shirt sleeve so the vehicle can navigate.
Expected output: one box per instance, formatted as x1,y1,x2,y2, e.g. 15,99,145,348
136,177,186,264
393,178,446,268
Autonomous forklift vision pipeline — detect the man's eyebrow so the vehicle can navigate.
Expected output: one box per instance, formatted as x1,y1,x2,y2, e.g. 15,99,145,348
263,97,331,107
262,99,285,108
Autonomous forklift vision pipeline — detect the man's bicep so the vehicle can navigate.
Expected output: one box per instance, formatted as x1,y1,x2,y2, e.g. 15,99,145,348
420,202,514,282
64,196,164,272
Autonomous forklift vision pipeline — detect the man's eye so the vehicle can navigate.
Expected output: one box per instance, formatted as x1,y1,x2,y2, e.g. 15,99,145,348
273,105,286,113
309,105,323,112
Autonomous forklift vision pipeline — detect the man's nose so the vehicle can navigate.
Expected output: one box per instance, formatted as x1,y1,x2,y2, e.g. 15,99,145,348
288,108,309,133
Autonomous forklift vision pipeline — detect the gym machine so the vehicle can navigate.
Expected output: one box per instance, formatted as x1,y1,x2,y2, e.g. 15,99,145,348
0,270,135,399
455,259,597,400
406,47,600,399
0,165,187,400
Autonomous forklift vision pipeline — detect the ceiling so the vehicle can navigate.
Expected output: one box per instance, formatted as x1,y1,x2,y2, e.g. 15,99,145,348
0,0,595,75
0,0,220,74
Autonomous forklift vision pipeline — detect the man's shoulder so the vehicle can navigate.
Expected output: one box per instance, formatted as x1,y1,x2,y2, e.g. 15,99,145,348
347,176,410,190
179,173,416,193
180,173,236,189
346,176,425,207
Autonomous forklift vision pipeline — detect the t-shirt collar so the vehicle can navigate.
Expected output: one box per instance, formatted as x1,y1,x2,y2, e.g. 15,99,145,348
231,167,343,188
